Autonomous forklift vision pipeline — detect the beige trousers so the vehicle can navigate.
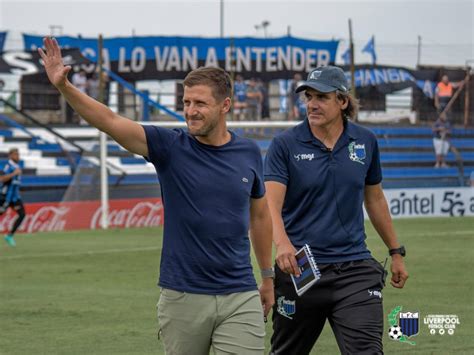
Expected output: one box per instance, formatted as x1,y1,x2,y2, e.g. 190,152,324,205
157,289,265,355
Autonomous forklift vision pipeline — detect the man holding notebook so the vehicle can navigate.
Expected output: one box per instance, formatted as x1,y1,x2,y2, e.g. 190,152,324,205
264,66,408,354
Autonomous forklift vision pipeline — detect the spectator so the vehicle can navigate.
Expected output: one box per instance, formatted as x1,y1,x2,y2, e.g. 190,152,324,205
71,69,88,124
71,69,87,93
101,71,111,106
246,77,262,121
434,74,462,117
293,92,307,121
233,74,247,120
0,78,5,112
1,148,26,247
87,72,100,100
256,78,270,119
432,112,451,168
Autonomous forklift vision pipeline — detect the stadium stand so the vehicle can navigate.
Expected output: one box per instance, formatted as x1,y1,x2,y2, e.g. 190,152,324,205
1,123,473,201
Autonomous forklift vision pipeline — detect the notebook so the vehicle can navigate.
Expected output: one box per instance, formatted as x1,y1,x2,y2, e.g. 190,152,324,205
291,244,321,296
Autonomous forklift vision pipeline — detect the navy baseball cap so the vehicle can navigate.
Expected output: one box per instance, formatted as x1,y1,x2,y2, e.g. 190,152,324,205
295,66,349,93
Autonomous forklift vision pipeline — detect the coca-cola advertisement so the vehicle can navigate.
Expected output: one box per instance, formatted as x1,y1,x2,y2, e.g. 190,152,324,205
0,198,164,233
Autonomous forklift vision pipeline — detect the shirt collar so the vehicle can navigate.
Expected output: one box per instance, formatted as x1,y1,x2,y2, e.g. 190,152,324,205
294,119,359,143
8,159,19,168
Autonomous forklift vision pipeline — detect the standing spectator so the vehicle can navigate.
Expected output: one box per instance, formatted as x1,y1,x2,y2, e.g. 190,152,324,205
0,78,5,112
246,77,262,121
101,71,111,106
71,69,88,124
233,74,247,120
71,69,87,93
256,78,270,120
434,74,462,118
87,72,100,100
432,112,451,168
289,73,303,120
39,38,274,355
1,148,26,247
293,92,307,121
265,66,408,354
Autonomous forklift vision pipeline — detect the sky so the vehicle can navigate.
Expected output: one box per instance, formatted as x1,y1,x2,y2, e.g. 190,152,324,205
0,0,472,67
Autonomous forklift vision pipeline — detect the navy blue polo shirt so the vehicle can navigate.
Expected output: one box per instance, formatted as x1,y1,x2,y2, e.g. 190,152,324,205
143,125,265,294
264,120,382,263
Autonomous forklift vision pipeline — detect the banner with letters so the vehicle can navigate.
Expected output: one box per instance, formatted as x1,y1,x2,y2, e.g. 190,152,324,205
22,34,339,81
0,198,164,234
0,48,91,75
365,187,474,219
342,64,439,99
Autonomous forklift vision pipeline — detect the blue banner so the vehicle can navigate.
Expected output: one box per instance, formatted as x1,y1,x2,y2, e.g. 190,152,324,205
0,32,6,52
342,65,437,99
23,34,340,80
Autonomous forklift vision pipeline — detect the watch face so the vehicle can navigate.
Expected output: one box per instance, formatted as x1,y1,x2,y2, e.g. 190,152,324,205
390,246,406,256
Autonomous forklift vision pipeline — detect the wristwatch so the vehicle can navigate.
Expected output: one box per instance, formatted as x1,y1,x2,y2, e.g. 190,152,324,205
389,245,406,257
261,267,275,279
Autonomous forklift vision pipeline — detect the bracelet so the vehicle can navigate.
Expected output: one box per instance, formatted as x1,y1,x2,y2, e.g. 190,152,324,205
260,267,275,279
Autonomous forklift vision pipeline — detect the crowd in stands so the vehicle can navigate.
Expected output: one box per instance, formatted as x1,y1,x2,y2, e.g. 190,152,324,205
231,74,308,121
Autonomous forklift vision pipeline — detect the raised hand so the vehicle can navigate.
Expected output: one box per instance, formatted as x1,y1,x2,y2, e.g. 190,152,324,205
38,37,71,88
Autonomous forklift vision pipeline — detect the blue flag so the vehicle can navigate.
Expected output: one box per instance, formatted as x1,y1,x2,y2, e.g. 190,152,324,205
362,35,377,64
342,47,351,65
0,32,6,52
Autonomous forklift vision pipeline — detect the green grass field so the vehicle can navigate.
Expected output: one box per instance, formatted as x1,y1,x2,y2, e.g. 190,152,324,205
1,217,473,354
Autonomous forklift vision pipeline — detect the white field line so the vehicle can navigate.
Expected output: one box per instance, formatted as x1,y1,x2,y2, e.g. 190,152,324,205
0,246,161,260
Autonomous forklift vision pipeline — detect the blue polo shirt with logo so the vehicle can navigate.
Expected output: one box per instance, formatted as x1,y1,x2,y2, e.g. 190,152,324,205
264,120,382,263
143,125,265,294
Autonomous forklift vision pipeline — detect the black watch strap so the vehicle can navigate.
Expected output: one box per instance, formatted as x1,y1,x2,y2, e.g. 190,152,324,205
389,245,406,257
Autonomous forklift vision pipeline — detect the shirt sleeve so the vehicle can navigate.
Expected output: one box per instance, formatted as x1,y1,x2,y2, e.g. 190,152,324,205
365,138,382,185
251,145,265,199
3,163,11,174
264,136,289,185
142,125,180,165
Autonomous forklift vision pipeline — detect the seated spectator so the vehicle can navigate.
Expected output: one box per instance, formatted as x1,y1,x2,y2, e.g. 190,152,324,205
432,112,451,168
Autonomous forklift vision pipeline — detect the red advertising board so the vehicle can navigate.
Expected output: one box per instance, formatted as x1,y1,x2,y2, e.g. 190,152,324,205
0,198,164,233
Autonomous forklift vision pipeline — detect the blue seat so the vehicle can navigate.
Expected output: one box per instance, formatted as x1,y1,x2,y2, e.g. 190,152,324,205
383,167,459,179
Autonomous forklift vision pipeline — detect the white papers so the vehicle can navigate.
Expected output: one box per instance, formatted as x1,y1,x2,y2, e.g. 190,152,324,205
291,244,321,296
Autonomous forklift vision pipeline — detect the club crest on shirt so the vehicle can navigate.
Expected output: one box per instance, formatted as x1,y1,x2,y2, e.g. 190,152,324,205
348,141,366,165
277,296,296,319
